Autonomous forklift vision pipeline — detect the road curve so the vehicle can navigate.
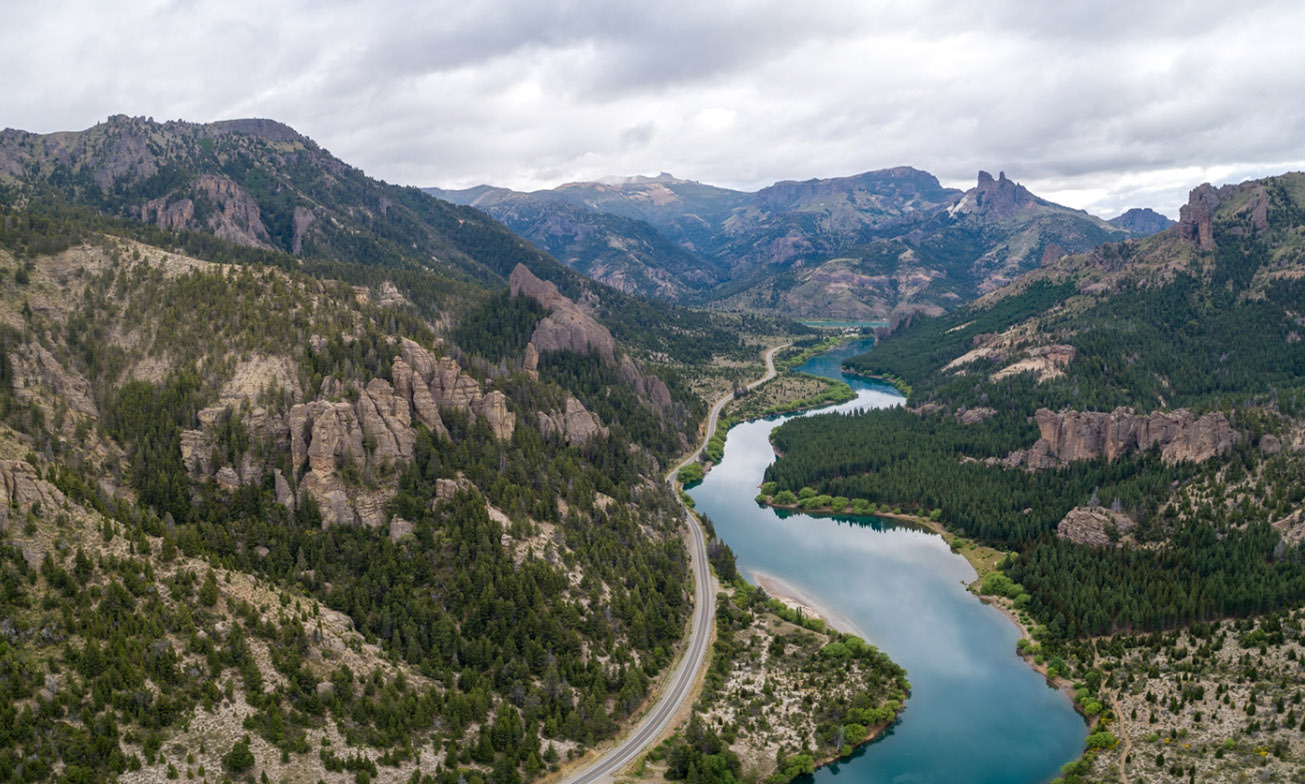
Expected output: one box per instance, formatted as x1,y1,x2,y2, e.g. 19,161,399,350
558,343,790,784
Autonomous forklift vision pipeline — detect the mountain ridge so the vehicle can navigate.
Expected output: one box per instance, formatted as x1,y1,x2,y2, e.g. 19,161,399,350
433,167,1167,320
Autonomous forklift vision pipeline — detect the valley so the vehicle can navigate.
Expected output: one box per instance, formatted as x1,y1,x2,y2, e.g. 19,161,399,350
0,111,1303,784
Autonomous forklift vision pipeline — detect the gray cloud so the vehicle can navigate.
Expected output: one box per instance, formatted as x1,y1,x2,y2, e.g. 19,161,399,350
3,0,1304,218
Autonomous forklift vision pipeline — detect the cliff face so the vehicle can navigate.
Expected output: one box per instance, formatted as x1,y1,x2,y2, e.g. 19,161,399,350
509,263,675,415
1176,181,1270,251
962,170,1037,219
138,174,275,249
180,339,515,528
1003,407,1237,469
538,397,609,445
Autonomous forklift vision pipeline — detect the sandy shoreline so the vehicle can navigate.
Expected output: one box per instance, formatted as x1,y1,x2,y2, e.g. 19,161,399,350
751,570,867,640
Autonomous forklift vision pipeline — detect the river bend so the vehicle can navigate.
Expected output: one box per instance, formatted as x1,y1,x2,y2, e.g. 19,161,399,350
687,339,1084,784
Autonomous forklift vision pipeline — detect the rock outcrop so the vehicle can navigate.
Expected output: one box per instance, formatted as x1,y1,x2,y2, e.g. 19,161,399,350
988,344,1077,383
355,378,415,462
509,265,619,364
1002,407,1237,469
1177,183,1221,251
290,401,366,477
180,339,514,525
273,469,295,511
523,342,539,379
957,407,996,425
1040,243,1067,266
140,174,274,249
0,460,67,515
507,264,572,311
509,264,675,417
1260,434,1284,455
11,343,97,418
963,171,1036,219
219,356,300,404
389,516,415,543
1056,506,1136,547
474,390,516,441
1176,181,1270,251
431,357,482,410
539,397,609,445
291,206,315,254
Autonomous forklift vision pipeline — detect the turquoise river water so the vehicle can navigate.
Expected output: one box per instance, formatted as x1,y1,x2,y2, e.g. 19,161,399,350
687,339,1085,783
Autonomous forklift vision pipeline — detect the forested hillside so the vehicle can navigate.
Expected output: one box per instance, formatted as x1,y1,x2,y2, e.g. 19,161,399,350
0,152,813,784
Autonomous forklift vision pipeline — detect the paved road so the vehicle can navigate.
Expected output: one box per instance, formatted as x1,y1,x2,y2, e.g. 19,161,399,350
559,344,789,784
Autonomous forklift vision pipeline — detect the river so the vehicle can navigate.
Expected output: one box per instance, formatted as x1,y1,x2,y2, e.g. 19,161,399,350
686,338,1085,783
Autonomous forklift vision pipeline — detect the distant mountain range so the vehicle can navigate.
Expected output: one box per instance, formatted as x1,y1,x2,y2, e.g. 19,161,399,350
0,113,1176,325
430,169,1174,320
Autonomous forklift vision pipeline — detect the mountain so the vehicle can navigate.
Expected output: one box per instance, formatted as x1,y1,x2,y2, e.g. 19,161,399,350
0,223,703,782
426,184,727,299
0,115,578,290
438,168,1153,321
0,115,800,370
854,173,1305,412
835,171,1305,625
1107,207,1174,235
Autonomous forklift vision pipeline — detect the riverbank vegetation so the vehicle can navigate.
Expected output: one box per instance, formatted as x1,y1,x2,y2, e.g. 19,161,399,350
644,568,908,784
772,334,849,373
723,373,854,423
764,406,1305,639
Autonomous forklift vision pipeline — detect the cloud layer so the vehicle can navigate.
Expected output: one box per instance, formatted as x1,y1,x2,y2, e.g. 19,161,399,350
4,0,1304,217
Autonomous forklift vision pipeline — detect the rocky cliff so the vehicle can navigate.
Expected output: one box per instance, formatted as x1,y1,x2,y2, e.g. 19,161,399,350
509,263,675,414
179,336,515,527
1002,407,1237,469
953,170,1037,219
138,173,275,249
1177,181,1270,251
538,397,609,445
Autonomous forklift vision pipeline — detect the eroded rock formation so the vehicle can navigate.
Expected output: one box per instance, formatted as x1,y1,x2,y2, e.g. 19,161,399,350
968,170,1036,219
1056,506,1136,547
140,174,274,249
1002,407,1237,469
180,337,516,527
538,397,609,445
509,263,674,416
1177,181,1270,251
1178,183,1220,251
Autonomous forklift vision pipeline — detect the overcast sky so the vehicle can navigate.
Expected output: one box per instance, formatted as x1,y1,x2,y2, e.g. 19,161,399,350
4,0,1305,218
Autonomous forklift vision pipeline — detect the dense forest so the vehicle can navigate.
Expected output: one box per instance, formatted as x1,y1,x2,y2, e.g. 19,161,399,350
765,408,1305,637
